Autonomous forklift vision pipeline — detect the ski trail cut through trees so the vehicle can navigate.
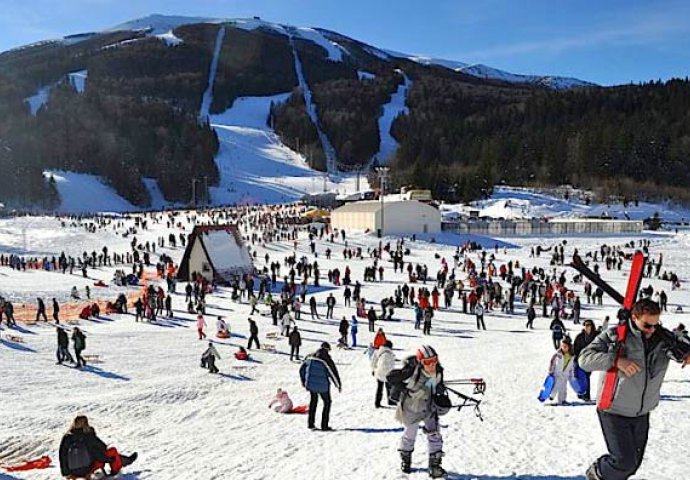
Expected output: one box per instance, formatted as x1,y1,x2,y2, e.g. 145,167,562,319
199,26,226,123
288,32,338,177
371,69,411,165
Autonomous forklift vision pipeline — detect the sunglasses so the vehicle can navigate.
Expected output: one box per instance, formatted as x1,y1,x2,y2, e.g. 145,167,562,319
641,321,660,330
421,357,438,366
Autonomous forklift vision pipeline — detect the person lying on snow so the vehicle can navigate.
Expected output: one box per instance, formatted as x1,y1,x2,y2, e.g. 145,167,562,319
59,415,137,478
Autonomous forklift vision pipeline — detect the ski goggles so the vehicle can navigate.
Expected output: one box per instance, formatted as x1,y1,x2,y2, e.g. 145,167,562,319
420,357,438,367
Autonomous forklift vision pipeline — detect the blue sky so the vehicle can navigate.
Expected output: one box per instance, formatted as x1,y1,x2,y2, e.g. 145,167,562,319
1,0,688,85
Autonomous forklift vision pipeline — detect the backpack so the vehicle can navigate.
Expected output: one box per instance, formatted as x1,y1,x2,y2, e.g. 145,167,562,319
66,436,92,472
386,357,417,404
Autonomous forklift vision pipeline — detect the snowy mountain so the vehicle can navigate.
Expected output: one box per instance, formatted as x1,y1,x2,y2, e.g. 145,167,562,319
382,50,595,89
102,15,595,89
5,13,688,213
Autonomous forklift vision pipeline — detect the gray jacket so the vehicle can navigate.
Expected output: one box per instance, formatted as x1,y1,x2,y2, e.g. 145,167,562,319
395,363,443,425
579,321,683,417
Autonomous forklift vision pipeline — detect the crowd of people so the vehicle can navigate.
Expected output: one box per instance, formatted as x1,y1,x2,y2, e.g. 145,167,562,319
2,205,690,480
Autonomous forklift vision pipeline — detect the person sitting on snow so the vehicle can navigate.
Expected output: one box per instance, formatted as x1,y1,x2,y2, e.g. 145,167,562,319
268,388,294,413
59,415,137,478
234,346,250,361
216,316,230,338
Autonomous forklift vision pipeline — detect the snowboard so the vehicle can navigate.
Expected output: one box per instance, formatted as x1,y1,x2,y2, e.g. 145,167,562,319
569,365,589,396
538,374,556,402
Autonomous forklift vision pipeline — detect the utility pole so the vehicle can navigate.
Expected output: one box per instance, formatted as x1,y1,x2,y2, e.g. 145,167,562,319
376,166,389,239
191,178,198,208
203,176,209,207
323,170,327,192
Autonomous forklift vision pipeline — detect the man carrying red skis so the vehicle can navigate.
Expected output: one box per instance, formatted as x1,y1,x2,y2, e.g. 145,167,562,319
579,299,690,480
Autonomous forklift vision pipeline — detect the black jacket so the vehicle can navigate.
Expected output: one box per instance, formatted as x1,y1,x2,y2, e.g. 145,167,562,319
573,330,597,358
57,328,69,347
289,329,302,346
249,320,258,335
59,429,108,476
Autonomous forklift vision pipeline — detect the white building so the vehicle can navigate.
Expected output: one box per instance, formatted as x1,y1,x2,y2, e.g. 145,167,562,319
177,225,254,283
331,200,441,236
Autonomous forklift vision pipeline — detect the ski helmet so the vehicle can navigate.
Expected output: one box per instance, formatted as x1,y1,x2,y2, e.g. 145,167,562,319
416,345,437,362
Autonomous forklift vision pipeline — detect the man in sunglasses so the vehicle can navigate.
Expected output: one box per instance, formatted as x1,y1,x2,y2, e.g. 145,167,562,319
579,299,690,480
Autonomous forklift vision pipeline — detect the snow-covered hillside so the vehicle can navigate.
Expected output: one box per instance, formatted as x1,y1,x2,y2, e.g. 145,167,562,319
208,94,364,205
1,212,689,479
383,51,595,89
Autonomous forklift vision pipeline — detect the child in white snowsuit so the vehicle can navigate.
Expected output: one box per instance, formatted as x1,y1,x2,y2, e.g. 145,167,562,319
268,388,294,413
549,337,575,404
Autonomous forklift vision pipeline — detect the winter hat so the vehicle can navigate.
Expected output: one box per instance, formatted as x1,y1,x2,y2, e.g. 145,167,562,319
321,342,331,350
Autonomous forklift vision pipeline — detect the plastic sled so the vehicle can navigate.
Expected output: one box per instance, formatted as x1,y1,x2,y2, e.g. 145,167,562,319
538,374,556,402
3,455,51,472
289,405,309,414
570,366,589,396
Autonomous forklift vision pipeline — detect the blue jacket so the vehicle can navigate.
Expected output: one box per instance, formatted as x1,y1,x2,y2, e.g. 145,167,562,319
350,316,358,334
300,349,341,393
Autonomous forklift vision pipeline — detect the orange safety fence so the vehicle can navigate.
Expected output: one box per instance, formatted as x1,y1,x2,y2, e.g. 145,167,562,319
7,269,168,324
12,291,143,324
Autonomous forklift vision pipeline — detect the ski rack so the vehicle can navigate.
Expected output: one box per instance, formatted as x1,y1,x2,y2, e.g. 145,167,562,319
445,387,484,422
444,378,486,395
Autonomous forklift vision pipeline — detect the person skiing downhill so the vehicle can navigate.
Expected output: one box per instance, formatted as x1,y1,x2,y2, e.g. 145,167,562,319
579,299,690,480
396,345,449,478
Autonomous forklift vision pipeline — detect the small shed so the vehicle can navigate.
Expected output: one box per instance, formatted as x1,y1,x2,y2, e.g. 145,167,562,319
331,200,441,236
177,225,253,283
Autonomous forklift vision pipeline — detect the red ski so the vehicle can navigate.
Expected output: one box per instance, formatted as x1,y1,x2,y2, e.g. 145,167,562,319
571,250,646,410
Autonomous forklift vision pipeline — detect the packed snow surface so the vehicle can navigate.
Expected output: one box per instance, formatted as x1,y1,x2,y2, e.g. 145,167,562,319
25,87,51,115
43,171,137,214
198,26,226,122
154,30,183,46
0,212,689,479
208,94,365,205
67,70,88,93
444,186,690,223
372,70,411,164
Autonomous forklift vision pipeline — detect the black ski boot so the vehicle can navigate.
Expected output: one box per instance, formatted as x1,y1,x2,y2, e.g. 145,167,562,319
121,452,138,468
585,463,602,480
400,450,412,474
428,451,447,479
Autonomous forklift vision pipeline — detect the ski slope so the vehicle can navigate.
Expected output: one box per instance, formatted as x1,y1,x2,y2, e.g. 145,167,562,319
1,212,689,479
372,70,411,165
208,94,364,205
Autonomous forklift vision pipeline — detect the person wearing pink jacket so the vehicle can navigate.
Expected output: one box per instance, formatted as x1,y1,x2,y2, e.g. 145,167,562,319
197,314,207,340
268,388,294,413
